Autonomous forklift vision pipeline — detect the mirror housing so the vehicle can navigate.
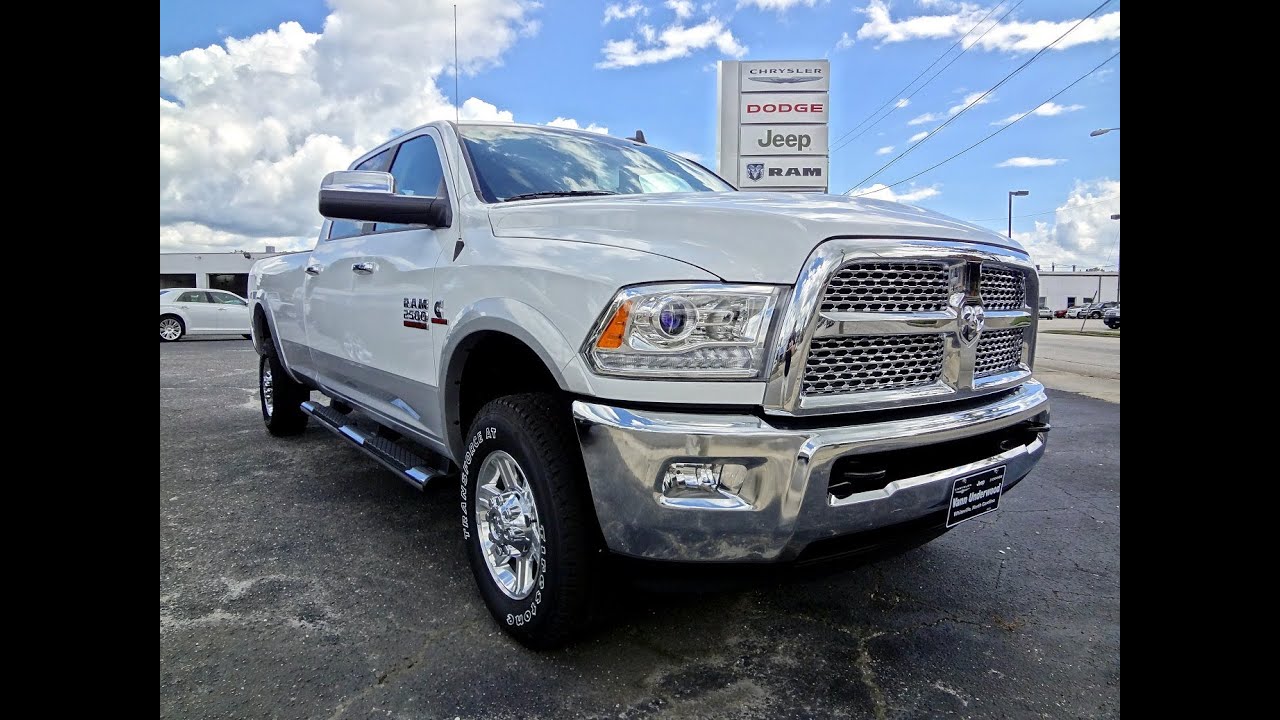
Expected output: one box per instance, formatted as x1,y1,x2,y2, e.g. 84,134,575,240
318,170,451,228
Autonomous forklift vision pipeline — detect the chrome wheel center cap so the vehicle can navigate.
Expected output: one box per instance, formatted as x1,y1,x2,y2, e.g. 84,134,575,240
486,491,532,553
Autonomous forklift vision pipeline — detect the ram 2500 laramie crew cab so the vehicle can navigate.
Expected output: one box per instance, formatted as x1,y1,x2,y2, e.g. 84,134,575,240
250,121,1050,648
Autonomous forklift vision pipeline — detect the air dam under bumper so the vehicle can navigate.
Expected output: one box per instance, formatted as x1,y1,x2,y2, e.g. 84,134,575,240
571,380,1049,563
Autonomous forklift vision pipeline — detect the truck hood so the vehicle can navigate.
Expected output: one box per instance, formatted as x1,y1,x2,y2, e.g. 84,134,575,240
486,192,1026,284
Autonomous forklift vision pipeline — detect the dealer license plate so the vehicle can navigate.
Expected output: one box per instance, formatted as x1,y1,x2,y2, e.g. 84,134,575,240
946,466,1006,528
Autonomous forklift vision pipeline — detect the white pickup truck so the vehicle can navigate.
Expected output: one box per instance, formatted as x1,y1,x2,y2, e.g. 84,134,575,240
250,121,1050,648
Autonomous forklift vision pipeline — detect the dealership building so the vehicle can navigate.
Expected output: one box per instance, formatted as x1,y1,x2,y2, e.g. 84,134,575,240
160,249,298,298
1036,269,1119,311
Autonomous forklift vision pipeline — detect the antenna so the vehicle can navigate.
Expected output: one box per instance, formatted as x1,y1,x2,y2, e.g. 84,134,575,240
453,4,460,125
451,4,465,261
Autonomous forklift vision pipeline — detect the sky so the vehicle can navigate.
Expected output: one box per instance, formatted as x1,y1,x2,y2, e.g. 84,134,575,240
160,0,1120,270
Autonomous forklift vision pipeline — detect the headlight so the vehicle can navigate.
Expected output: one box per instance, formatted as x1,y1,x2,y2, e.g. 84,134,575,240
584,283,783,379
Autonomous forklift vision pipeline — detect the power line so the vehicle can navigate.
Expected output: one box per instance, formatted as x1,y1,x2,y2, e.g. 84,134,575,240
848,50,1120,198
828,0,1015,152
830,0,1024,155
965,194,1119,223
848,0,1115,193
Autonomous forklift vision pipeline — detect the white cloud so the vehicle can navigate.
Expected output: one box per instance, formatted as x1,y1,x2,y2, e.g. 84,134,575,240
674,150,703,161
160,0,538,252
849,183,941,204
895,98,910,108
991,102,1086,125
997,156,1065,168
908,90,989,125
876,145,894,155
666,0,695,19
909,131,929,142
857,1,1120,52
546,117,610,135
639,24,657,42
1015,179,1120,268
836,31,856,50
738,0,820,11
597,17,746,68
604,2,647,24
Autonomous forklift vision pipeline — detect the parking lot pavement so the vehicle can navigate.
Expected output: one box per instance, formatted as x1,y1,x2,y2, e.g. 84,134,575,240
1032,325,1120,404
161,339,1120,719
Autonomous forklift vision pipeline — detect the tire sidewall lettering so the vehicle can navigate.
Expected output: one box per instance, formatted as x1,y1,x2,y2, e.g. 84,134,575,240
461,419,550,627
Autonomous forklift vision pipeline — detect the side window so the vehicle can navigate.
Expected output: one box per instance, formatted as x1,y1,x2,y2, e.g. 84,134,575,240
177,291,207,303
328,148,397,240
375,134,446,232
211,292,247,306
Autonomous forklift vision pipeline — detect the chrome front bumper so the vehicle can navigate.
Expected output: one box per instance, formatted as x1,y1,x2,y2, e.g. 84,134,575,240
572,380,1049,563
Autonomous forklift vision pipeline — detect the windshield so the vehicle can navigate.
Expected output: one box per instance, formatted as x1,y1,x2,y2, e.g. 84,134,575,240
458,124,734,202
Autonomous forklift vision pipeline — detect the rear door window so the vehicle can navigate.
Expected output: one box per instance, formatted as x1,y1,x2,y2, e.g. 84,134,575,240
177,291,208,303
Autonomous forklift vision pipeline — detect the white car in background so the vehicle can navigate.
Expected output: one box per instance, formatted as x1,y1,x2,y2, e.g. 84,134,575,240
159,288,251,342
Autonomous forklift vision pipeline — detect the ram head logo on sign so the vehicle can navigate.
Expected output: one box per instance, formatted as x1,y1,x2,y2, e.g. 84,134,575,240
746,163,764,181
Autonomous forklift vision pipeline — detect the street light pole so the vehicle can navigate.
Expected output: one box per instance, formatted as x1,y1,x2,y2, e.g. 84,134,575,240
1008,189,1029,238
1111,213,1120,302
1090,128,1120,137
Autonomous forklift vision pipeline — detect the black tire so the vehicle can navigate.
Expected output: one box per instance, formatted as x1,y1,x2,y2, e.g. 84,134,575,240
160,315,185,342
460,393,600,649
260,353,309,436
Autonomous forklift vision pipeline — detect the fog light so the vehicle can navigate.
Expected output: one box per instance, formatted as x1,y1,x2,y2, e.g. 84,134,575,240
663,462,722,493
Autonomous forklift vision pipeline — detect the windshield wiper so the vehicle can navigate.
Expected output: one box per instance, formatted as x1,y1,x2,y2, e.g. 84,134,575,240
502,190,618,202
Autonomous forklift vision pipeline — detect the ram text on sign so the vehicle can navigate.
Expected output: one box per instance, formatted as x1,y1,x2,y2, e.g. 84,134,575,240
738,157,829,188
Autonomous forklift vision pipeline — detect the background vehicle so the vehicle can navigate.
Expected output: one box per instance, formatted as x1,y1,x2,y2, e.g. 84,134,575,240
249,121,1050,648
160,288,251,341
1053,309,1068,318
1039,307,1053,319
1104,305,1120,329
1069,301,1117,319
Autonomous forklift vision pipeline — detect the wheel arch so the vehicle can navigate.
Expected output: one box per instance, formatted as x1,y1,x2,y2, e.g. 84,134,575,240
442,309,577,463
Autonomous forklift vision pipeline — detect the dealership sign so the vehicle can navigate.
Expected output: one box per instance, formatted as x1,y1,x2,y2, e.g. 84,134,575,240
718,59,830,192
738,157,829,188
739,125,829,155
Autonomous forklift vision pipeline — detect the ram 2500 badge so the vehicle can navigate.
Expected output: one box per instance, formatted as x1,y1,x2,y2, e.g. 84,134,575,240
250,121,1050,648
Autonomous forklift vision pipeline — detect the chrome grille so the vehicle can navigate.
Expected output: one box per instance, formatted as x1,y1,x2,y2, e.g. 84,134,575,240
979,266,1026,310
975,328,1025,377
821,262,949,313
803,334,945,396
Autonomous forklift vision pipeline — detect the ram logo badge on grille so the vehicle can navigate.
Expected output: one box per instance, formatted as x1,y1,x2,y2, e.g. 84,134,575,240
959,303,986,346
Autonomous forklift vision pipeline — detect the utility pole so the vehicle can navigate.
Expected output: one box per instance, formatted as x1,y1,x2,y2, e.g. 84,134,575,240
1111,213,1120,301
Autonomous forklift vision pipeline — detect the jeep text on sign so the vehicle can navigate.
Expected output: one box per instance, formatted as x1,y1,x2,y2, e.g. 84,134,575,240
737,157,829,188
739,125,829,156
739,93,830,124
739,60,830,93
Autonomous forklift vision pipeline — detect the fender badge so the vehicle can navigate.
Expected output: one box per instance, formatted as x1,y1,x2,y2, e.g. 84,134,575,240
432,300,448,325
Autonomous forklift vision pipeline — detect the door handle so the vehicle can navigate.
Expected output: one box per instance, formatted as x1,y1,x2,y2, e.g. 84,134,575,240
352,262,377,274
305,265,322,275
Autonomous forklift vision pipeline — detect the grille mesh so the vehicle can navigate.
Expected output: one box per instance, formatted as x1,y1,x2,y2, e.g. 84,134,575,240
975,328,1025,377
979,266,1026,311
803,334,945,396
821,262,949,313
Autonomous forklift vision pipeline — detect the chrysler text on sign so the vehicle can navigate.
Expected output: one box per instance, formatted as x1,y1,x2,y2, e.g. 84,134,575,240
739,60,830,92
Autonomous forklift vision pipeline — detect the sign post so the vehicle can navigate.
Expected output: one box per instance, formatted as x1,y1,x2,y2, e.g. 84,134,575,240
717,59,830,193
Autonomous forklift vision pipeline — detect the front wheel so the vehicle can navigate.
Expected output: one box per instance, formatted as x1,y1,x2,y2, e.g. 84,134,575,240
460,393,600,649
260,353,309,436
159,316,184,342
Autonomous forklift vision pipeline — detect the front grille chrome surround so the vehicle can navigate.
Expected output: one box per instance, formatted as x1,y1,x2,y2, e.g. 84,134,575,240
974,328,1025,377
765,239,1039,416
803,334,945,396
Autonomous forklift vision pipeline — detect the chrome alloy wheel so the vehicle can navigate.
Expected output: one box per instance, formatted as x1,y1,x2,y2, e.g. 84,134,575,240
159,318,182,341
475,450,543,600
261,364,274,416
